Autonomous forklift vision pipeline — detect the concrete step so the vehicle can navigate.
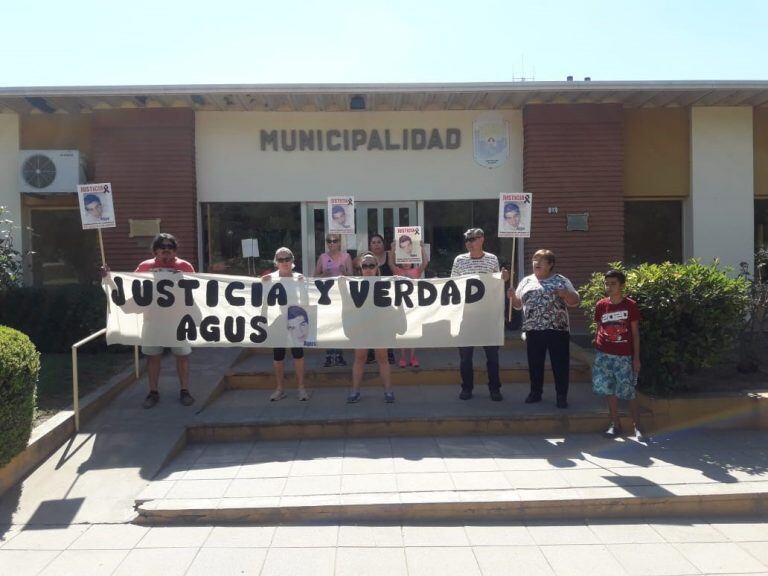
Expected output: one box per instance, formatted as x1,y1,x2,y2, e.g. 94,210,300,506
226,366,593,389
133,430,768,525
193,384,636,441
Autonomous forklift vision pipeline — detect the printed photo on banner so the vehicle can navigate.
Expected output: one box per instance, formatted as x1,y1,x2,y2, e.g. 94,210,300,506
394,226,422,265
77,183,116,230
473,120,509,169
498,192,532,238
327,196,355,234
286,304,317,347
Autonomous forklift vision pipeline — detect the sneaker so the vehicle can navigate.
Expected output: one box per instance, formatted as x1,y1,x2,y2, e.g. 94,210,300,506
604,423,623,438
297,388,311,401
335,353,347,367
323,354,334,368
179,389,195,406
556,396,568,409
524,392,542,404
459,389,473,400
142,391,159,409
633,426,648,443
384,391,395,403
410,357,420,368
387,350,395,364
490,390,503,402
346,391,361,404
270,389,287,402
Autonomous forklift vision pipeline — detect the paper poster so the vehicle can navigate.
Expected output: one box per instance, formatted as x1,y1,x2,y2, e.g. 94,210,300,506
394,226,422,265
77,183,116,230
327,196,355,235
241,238,259,258
473,120,509,169
498,192,532,238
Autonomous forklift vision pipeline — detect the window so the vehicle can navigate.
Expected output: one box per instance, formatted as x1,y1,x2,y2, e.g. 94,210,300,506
423,200,516,277
202,203,303,275
624,200,683,265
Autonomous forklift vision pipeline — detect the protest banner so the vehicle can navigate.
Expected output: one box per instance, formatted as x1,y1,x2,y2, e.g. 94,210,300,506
394,226,422,265
327,196,355,234
498,192,532,238
104,272,504,349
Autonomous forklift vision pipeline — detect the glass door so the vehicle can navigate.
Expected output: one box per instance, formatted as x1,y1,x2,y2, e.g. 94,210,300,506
304,201,418,270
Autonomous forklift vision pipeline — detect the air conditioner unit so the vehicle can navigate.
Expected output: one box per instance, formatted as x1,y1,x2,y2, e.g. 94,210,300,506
18,150,86,193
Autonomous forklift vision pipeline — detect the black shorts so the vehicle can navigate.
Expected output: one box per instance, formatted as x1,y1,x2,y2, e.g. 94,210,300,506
273,348,304,361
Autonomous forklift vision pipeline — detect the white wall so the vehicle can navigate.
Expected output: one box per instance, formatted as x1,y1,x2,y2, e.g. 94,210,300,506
688,107,754,273
0,114,21,255
196,110,523,202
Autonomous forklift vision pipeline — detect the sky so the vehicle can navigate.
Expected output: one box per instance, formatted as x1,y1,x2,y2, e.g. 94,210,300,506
1,0,766,87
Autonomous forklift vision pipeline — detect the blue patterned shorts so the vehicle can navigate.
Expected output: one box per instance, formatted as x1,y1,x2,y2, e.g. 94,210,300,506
592,351,635,400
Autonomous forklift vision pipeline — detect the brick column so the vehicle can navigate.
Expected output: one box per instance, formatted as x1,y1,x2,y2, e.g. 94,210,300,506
92,108,197,271
523,104,624,331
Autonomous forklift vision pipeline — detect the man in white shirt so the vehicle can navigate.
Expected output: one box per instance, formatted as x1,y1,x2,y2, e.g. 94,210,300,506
451,228,509,401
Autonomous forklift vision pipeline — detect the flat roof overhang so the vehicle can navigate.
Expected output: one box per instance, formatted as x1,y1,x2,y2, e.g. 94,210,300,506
2,81,768,114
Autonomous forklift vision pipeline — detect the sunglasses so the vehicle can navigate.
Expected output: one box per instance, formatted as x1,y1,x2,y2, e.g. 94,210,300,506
276,257,293,263
326,238,340,244
464,237,481,242
157,243,176,249
361,263,378,270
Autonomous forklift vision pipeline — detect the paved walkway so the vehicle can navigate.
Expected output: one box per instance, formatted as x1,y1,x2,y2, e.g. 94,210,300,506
1,347,768,575
2,517,768,575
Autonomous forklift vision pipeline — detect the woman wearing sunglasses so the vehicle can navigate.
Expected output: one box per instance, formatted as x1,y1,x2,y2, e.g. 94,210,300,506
314,234,353,367
262,247,310,401
346,251,395,404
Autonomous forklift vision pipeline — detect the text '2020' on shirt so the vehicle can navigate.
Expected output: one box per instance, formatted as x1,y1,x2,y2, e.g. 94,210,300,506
515,273,575,332
594,297,641,356
450,252,500,276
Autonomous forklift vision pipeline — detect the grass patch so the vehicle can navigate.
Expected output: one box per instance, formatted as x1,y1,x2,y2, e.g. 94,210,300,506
34,350,134,426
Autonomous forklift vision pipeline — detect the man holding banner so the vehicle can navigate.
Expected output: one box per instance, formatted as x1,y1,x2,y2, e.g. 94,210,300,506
134,233,196,409
451,228,509,401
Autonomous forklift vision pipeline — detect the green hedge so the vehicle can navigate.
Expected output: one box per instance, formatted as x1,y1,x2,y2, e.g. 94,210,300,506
0,285,107,353
0,326,40,466
579,261,750,395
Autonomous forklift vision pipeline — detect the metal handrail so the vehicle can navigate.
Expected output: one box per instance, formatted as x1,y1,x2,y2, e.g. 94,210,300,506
71,329,139,431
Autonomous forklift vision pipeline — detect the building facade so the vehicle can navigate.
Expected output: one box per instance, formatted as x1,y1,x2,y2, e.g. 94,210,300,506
1,82,767,330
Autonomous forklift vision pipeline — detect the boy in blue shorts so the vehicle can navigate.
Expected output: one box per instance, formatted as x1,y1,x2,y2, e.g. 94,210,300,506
592,270,645,441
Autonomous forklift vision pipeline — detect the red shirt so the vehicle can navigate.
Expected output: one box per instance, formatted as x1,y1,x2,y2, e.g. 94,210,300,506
594,297,640,356
135,257,195,273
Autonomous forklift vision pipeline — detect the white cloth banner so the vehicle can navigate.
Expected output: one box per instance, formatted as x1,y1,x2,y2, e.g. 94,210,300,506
104,272,504,349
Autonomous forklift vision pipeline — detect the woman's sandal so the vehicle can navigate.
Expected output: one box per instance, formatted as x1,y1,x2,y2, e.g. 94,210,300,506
269,390,287,402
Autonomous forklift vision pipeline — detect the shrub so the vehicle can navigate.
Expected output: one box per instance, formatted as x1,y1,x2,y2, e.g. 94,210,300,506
579,260,750,395
0,285,107,353
0,326,40,466
0,206,23,290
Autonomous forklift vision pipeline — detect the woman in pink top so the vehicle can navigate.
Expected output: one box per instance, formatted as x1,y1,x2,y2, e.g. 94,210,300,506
389,242,429,368
314,233,352,367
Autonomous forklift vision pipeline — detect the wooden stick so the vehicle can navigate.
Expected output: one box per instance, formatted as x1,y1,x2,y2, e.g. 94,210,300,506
97,228,106,268
507,237,516,322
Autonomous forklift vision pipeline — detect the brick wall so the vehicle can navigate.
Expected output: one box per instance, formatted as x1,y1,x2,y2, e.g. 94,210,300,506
92,109,197,271
523,104,624,331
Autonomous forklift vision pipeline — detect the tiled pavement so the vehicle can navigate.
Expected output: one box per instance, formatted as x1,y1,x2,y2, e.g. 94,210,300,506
137,429,768,522
2,518,768,575
2,347,768,575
